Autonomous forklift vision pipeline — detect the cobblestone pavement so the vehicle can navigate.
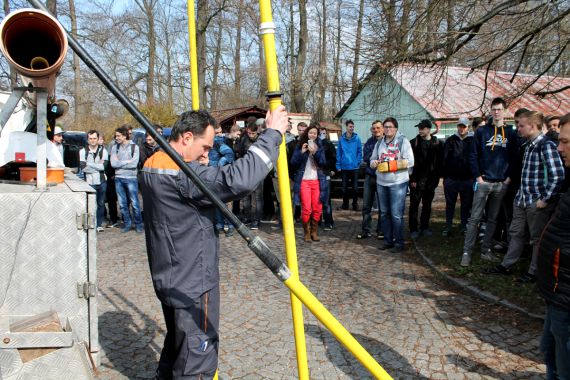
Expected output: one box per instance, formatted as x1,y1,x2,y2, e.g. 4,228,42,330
95,202,546,379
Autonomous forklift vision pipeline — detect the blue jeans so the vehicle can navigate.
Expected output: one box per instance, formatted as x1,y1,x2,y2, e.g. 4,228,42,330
362,175,380,234
341,169,358,207
541,304,570,380
378,181,408,247
92,181,107,228
443,178,473,228
115,177,143,228
463,181,508,254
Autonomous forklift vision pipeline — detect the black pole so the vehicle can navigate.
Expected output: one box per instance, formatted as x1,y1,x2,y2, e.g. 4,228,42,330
25,0,289,280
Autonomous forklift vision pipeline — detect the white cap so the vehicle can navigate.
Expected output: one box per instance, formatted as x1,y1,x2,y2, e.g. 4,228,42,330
54,126,64,135
457,117,470,126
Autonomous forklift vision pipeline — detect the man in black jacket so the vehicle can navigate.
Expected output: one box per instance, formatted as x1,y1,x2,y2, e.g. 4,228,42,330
357,120,383,238
318,124,337,230
537,112,570,380
442,117,473,237
409,119,442,239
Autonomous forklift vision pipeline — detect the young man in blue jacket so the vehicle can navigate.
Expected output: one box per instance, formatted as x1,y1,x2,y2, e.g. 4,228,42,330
460,97,518,267
336,119,363,210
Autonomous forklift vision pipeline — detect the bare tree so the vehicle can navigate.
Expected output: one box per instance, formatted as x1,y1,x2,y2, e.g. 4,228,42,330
134,0,158,103
351,0,364,93
314,0,326,121
68,0,82,122
291,0,307,112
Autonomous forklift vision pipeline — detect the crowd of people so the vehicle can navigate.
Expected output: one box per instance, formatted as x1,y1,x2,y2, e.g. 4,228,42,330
61,100,570,379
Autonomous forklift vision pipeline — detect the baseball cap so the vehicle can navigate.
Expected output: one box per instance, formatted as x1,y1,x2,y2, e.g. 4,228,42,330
457,117,470,126
415,119,432,129
54,126,64,135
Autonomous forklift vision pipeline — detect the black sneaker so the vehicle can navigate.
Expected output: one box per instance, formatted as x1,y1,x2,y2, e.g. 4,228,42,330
379,244,395,251
323,224,333,231
482,264,512,275
356,232,372,239
250,221,259,230
515,273,536,284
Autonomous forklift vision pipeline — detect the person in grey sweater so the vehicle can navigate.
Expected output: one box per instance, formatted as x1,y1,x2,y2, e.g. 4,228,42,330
79,129,108,231
110,125,143,233
370,117,415,252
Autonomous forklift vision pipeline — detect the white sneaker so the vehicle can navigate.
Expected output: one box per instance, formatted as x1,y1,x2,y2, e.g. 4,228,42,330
460,252,471,267
481,250,501,263
96,226,104,232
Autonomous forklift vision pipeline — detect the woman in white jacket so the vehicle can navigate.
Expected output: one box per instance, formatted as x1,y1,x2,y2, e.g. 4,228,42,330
370,117,414,252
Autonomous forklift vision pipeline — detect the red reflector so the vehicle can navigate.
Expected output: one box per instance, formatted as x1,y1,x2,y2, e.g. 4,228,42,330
15,152,25,162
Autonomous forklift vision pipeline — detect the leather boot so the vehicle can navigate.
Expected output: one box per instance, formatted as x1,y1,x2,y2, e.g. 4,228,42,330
302,222,311,242
310,219,320,242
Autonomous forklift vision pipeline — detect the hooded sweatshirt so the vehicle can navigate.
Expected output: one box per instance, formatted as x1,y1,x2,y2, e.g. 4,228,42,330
443,132,474,180
370,132,415,186
336,132,362,171
469,121,517,182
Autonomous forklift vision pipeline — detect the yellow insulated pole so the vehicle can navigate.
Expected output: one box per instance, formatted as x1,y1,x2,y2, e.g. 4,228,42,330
284,277,393,379
187,6,218,380
187,0,200,110
259,0,309,379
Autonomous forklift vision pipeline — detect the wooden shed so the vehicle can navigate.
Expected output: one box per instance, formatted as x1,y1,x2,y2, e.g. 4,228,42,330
336,64,570,139
210,105,266,132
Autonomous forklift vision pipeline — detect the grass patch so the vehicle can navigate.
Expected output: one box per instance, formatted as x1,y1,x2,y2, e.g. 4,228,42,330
415,218,545,315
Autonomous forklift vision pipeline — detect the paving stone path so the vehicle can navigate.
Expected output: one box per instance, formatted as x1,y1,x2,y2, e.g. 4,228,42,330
95,203,545,379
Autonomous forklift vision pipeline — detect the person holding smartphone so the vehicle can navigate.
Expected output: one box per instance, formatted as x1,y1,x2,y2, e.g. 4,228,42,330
290,122,329,242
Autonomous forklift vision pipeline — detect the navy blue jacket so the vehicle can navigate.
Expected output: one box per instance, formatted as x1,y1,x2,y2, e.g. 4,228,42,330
443,133,473,180
538,189,570,311
469,121,518,182
290,139,329,205
363,136,381,177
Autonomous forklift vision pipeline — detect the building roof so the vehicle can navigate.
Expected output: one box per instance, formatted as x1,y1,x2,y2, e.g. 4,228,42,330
336,64,570,120
210,105,266,126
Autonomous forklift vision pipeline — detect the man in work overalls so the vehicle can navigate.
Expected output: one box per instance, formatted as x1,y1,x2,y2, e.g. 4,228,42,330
141,106,288,379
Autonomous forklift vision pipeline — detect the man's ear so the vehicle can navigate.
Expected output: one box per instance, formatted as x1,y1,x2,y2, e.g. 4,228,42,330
183,131,194,145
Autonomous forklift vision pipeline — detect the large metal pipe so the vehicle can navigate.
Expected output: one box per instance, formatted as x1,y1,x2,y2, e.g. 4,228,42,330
0,8,68,101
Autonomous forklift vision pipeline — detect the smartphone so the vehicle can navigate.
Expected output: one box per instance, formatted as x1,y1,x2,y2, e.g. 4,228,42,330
308,140,315,149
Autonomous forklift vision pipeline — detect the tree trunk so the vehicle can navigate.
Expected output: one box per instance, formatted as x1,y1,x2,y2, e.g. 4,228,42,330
46,0,56,15
68,0,82,123
292,0,307,113
234,0,244,97
196,0,209,109
315,0,326,121
211,18,223,109
351,0,364,93
331,0,342,112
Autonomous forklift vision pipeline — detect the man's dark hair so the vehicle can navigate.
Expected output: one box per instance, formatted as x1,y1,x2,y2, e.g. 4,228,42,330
472,117,484,129
170,110,217,141
115,125,129,137
514,108,530,118
559,113,570,128
297,122,308,129
372,120,382,125
87,129,99,137
345,119,354,126
491,97,507,108
309,121,321,129
246,116,257,130
546,115,561,123
247,124,259,133
383,117,398,129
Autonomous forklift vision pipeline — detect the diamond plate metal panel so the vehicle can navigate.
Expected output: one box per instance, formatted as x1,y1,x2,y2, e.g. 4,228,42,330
1,343,94,380
0,181,94,352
